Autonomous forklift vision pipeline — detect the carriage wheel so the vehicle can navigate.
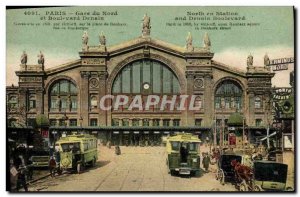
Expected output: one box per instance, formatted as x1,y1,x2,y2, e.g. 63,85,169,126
218,169,225,185
253,184,262,191
239,181,248,191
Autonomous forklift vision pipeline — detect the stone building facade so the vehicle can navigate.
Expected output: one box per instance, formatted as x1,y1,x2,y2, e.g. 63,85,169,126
6,18,275,146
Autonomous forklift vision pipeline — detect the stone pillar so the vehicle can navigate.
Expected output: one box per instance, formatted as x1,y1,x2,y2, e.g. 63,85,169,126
98,71,107,126
203,74,213,127
35,87,44,114
185,72,195,126
129,119,133,127
80,71,90,127
159,119,163,126
170,118,174,127
149,119,153,126
248,91,255,126
139,119,143,127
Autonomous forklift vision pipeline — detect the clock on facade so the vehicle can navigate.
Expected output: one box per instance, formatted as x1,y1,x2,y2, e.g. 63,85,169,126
143,83,150,90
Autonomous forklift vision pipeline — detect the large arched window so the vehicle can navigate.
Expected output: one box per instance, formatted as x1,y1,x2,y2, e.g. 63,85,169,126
112,59,180,94
49,80,77,112
215,80,243,110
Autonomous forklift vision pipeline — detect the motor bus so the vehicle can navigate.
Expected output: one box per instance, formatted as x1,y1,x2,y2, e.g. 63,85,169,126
55,134,98,173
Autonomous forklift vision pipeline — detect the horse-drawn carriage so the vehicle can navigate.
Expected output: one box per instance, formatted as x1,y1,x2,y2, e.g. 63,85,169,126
215,153,252,185
216,152,292,191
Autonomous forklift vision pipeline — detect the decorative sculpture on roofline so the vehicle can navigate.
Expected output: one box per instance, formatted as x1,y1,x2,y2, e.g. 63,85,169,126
186,32,194,52
37,51,45,70
142,14,151,37
203,32,211,49
247,53,253,67
82,31,89,51
264,53,270,66
99,31,107,52
20,51,27,65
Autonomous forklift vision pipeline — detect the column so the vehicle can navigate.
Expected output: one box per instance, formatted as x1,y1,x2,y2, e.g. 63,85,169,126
185,72,194,126
139,119,143,127
159,119,163,126
203,74,213,127
80,71,90,127
170,118,174,127
98,71,107,126
35,87,44,114
149,119,153,126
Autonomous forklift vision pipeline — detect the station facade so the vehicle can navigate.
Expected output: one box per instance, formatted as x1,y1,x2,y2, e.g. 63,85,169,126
6,19,275,146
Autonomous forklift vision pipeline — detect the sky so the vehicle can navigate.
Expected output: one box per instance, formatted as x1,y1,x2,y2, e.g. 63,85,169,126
6,6,294,87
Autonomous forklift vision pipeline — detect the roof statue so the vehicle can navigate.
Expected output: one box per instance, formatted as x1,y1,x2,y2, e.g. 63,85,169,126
37,51,45,65
20,51,27,65
82,31,89,51
264,53,270,66
99,31,106,46
247,53,253,66
185,32,194,52
142,14,151,37
203,32,211,49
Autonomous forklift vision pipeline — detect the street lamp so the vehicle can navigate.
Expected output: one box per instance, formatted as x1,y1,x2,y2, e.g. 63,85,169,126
52,130,57,150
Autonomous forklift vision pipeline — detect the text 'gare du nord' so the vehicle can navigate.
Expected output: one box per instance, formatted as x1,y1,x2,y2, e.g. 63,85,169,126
6,14,294,149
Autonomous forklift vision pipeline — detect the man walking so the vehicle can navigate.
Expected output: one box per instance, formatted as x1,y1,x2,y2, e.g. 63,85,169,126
48,156,56,177
202,152,210,173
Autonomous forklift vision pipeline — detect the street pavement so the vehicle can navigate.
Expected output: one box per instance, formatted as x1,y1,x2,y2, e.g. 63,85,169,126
28,145,237,192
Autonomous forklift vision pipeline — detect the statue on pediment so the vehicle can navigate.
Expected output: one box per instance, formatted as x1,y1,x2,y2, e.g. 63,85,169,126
186,32,194,52
20,51,27,65
247,54,253,66
37,51,45,65
142,14,151,36
203,32,211,49
99,31,106,46
264,53,270,66
82,31,89,50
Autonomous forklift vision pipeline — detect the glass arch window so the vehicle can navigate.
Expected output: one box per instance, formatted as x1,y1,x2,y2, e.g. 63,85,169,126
49,80,77,112
215,80,243,109
112,59,180,94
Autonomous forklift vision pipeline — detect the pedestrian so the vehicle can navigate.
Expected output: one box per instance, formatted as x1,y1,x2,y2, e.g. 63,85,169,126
202,152,210,172
115,145,121,155
26,157,33,181
48,156,56,177
205,136,209,147
16,165,28,192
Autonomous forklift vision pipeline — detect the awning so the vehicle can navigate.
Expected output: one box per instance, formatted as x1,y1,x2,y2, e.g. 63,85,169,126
124,131,130,134
134,131,139,134
113,131,119,134
144,131,149,134
154,131,160,134
164,131,170,134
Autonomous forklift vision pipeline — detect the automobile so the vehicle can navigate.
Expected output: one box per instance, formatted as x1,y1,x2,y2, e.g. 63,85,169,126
166,133,201,176
56,134,98,173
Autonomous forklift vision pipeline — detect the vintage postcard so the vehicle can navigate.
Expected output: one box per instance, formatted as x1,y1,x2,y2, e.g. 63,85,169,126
6,6,295,192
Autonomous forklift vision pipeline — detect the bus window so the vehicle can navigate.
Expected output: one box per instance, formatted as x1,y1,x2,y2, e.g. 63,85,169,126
188,143,199,151
171,141,180,151
61,142,80,152
83,143,88,151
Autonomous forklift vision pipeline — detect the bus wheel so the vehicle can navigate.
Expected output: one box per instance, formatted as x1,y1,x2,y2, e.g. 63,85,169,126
92,158,96,167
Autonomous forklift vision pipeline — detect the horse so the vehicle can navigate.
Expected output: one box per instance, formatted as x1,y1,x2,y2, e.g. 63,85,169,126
231,159,253,182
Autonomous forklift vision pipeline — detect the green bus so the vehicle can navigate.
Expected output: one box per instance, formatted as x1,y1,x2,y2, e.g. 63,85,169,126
55,134,98,173
166,133,201,176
